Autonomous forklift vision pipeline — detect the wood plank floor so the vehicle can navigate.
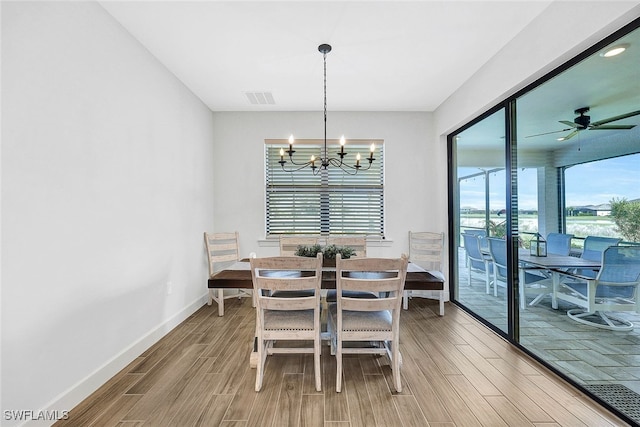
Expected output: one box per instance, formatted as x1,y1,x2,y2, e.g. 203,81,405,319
55,297,632,426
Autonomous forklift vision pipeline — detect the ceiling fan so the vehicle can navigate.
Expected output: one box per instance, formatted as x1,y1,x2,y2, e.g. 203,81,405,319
526,106,640,141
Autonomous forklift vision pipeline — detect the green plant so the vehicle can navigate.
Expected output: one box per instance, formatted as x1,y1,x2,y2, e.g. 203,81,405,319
485,219,506,238
294,244,323,257
294,244,355,259
610,198,640,243
322,244,355,260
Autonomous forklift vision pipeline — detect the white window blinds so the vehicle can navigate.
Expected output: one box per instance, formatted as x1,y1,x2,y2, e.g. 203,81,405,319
265,139,384,237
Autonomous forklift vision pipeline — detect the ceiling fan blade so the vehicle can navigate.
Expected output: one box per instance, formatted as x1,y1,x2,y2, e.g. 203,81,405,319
559,120,579,128
524,128,573,138
558,130,579,141
590,110,640,126
590,124,636,130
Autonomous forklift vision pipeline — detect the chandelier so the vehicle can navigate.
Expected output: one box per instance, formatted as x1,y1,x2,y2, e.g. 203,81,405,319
279,44,375,175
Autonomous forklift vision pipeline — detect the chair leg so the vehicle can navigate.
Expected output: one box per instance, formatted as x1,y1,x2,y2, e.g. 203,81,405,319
314,335,321,392
217,289,224,316
439,290,445,316
335,340,343,392
403,290,409,310
207,288,214,306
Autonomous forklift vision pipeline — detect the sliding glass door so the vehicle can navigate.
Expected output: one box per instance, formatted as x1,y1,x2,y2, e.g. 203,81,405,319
449,19,640,424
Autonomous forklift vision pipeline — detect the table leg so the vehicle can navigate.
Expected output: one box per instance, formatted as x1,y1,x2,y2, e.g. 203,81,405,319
551,271,559,309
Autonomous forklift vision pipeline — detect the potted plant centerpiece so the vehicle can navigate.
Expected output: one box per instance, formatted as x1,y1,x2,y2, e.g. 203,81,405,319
294,244,356,266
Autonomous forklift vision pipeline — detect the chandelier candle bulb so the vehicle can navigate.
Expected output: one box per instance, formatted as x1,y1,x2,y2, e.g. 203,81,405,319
356,153,361,168
279,148,284,162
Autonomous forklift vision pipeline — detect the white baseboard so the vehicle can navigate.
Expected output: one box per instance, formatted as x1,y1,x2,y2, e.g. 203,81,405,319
24,294,208,427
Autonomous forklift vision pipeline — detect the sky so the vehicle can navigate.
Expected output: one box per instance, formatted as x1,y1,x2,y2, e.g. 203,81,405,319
459,153,640,211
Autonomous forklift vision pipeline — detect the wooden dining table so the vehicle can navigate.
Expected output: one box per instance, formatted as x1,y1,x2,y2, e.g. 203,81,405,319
208,260,445,292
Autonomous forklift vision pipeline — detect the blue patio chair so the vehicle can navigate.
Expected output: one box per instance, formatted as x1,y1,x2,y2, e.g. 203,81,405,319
547,233,573,256
487,238,550,300
462,233,492,293
556,246,640,331
578,236,622,278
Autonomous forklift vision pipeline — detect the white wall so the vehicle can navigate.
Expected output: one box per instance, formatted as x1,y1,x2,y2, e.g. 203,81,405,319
1,2,215,424
210,111,445,259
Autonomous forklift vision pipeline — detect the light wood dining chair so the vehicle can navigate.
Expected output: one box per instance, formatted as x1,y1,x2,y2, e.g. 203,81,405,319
403,231,446,315
327,254,408,392
250,254,323,392
279,236,320,256
326,236,367,257
204,232,251,316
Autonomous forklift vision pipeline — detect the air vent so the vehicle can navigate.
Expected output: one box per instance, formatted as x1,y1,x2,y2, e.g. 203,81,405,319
244,92,275,105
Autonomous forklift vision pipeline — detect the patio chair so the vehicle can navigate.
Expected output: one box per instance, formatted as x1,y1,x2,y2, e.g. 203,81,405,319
204,232,252,316
486,238,550,302
462,233,492,293
577,236,622,278
462,229,489,251
327,254,408,392
555,246,640,331
250,254,323,391
547,233,574,256
403,231,446,315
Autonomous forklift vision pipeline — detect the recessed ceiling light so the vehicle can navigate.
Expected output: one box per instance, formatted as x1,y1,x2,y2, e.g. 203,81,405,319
600,43,630,58
557,136,566,141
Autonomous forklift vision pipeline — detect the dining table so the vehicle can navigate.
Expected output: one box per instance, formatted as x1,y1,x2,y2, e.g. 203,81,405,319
208,259,445,292
209,259,445,367
518,252,601,309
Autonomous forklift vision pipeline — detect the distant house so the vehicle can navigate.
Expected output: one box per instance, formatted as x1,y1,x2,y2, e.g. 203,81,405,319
570,204,611,216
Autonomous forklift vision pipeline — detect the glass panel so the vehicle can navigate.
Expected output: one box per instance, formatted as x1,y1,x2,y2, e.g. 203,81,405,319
453,108,508,333
515,23,640,421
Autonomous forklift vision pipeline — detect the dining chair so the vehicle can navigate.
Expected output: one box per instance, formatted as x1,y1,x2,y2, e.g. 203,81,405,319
250,254,323,392
279,236,320,256
327,254,408,392
486,238,550,306
326,236,367,257
555,246,640,331
325,236,370,304
546,232,574,256
204,232,252,316
461,233,492,293
403,231,446,315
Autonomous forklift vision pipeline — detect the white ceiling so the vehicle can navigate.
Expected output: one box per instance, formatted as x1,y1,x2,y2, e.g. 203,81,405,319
99,1,554,112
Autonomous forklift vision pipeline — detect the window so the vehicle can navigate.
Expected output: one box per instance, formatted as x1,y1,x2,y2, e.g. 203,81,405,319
265,139,384,236
564,153,640,240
